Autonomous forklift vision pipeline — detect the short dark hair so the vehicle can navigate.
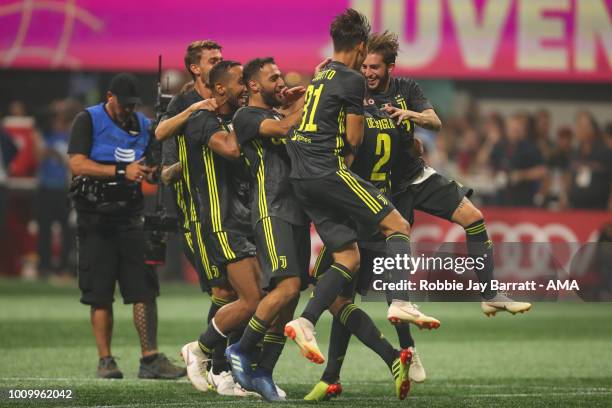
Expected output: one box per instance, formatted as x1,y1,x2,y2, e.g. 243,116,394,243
243,57,276,84
208,60,241,90
330,8,371,52
368,31,399,65
184,40,222,79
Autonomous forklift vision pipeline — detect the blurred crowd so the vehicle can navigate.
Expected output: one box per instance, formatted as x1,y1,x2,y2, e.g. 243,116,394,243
1,92,611,279
422,106,612,210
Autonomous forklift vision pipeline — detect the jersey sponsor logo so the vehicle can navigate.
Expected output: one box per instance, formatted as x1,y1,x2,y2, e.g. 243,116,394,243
114,147,136,162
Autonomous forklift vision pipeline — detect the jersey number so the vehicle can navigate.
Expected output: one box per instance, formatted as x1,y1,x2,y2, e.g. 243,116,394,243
298,84,324,132
370,133,391,181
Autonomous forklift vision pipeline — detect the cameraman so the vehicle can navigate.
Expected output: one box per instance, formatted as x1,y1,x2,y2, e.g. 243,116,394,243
68,73,186,380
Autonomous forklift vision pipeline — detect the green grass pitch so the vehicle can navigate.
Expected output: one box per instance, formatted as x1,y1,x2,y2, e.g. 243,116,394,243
1,279,611,407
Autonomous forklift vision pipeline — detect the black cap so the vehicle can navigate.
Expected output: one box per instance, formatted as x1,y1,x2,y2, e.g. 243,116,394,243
109,73,142,105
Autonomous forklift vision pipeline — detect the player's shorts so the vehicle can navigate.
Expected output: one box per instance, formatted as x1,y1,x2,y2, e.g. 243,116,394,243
204,229,257,267
292,169,394,252
254,217,312,291
184,222,227,293
76,212,159,306
312,240,386,298
393,173,473,225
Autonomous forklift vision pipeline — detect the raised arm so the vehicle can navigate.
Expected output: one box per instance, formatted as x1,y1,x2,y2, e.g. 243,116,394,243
155,98,218,141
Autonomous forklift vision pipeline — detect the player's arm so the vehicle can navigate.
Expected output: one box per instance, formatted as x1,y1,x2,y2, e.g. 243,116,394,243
342,73,367,149
384,106,441,131
208,131,241,159
155,99,218,141
385,79,441,131
346,113,364,149
161,162,182,185
259,107,305,138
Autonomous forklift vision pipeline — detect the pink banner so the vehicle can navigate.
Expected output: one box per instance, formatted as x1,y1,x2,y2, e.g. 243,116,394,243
1,0,611,81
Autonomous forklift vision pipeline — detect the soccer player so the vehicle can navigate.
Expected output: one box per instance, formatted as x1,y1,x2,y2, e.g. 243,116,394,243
180,60,263,395
305,101,416,401
362,31,532,315
156,41,242,396
226,57,308,401
284,8,417,400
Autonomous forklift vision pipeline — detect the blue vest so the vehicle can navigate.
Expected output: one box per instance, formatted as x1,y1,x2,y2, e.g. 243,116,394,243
86,103,150,163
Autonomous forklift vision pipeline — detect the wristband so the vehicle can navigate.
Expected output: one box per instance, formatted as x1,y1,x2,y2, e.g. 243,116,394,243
115,162,127,180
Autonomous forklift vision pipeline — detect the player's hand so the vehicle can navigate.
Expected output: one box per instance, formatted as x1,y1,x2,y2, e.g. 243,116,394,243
281,86,306,105
126,159,155,182
190,98,218,113
314,57,332,74
384,105,416,125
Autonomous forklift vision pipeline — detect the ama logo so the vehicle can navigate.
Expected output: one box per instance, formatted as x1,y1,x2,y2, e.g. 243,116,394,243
114,147,136,162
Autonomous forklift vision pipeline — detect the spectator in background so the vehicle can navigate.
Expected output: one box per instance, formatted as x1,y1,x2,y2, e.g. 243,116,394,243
565,111,612,210
603,123,612,149
476,112,504,168
0,125,18,235
8,100,27,117
490,112,547,207
34,99,80,278
534,109,553,161
542,127,574,208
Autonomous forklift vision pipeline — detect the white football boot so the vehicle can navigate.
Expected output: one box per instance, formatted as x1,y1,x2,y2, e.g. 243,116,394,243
284,317,325,364
180,341,210,392
387,300,441,329
207,370,238,396
481,292,532,316
408,347,426,383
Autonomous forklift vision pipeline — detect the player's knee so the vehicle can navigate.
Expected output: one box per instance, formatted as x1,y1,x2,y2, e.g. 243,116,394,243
461,208,484,228
211,286,236,302
91,303,112,312
280,278,301,300
380,210,411,236
329,297,352,317
333,244,360,273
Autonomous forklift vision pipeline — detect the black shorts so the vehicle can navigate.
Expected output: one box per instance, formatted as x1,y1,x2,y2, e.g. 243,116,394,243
292,169,394,252
204,229,256,267
393,173,473,225
254,217,311,291
76,213,159,306
312,240,386,298
183,222,227,293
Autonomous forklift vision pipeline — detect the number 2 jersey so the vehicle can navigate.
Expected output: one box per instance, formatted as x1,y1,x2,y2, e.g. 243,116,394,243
286,61,365,179
367,77,431,194
351,103,413,196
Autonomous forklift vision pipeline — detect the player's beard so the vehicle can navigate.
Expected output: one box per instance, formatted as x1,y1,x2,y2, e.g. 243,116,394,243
262,89,282,108
369,71,390,93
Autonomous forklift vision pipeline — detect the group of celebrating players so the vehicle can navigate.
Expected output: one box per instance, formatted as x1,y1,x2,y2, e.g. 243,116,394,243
155,8,532,402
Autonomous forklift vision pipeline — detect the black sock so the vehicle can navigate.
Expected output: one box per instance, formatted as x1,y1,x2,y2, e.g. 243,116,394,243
198,318,227,356
394,324,415,348
207,295,230,323
386,299,415,348
338,303,397,369
257,333,286,373
321,316,352,384
211,343,229,374
385,233,412,302
228,325,246,346
239,316,270,354
302,263,353,325
465,220,496,299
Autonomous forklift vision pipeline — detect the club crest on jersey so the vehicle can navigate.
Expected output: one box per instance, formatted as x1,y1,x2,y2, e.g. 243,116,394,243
279,256,287,269
114,147,136,162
